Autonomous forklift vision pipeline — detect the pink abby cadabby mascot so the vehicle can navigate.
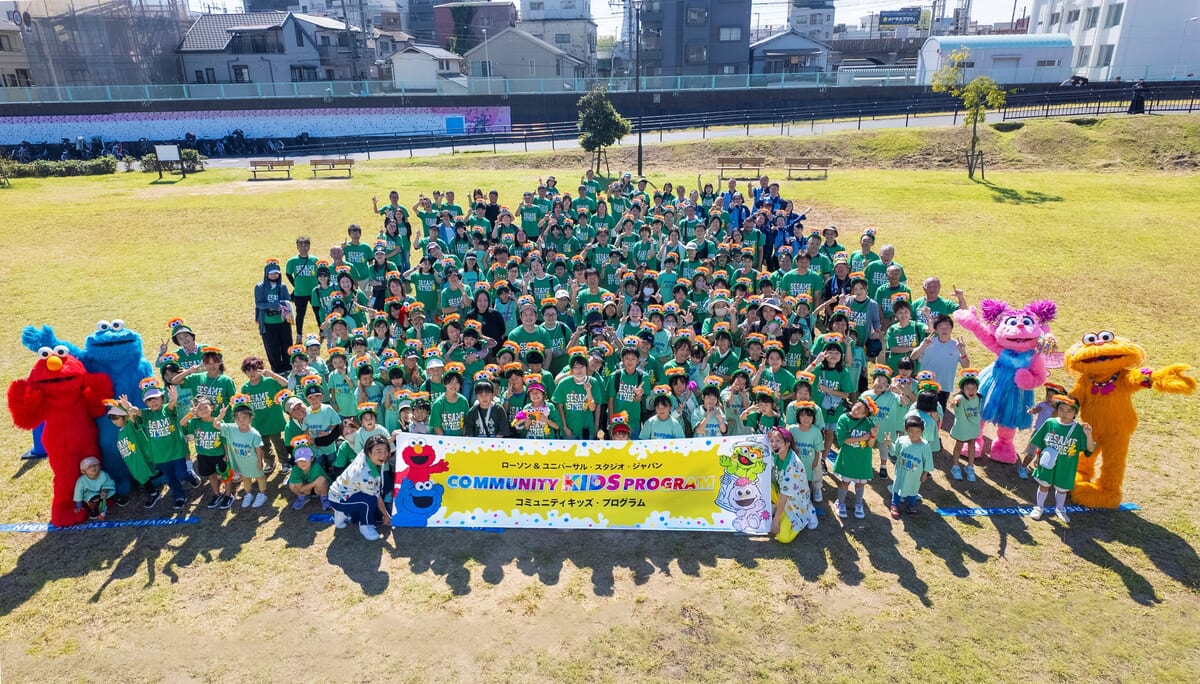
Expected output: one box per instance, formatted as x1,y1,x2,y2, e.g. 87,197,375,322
953,299,1057,464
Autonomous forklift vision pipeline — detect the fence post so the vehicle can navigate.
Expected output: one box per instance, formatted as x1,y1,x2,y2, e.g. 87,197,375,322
745,115,750,136
905,107,910,127
953,108,958,125
492,133,497,154
1190,91,1195,113
1043,97,1050,118
857,110,862,129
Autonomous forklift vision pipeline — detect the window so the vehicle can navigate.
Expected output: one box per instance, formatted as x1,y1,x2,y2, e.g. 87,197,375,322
718,26,741,41
1105,3,1123,28
1049,11,1061,26
555,59,561,76
1036,58,1061,67
475,60,493,76
15,69,32,86
686,44,707,63
295,22,304,47
1096,44,1114,66
1073,45,1091,67
232,65,250,82
320,35,330,46
795,15,808,24
721,64,737,74
529,1,543,9
555,33,571,44
561,0,576,8
1083,6,1099,30
811,12,823,24
0,34,12,50
480,16,490,27
290,65,319,81
528,59,536,76
3,74,16,87
206,67,216,83
687,7,708,25
194,69,204,83
1066,9,1080,23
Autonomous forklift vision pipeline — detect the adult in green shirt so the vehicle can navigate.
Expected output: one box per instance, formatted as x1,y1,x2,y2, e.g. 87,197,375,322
884,301,927,373
430,371,470,436
286,237,320,339
341,224,374,284
406,256,441,313
553,355,602,439
863,244,906,291
912,277,967,327
507,301,551,355
608,348,652,438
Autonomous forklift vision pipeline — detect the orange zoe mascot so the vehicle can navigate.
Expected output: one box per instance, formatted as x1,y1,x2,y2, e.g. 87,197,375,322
8,346,113,527
1065,331,1196,508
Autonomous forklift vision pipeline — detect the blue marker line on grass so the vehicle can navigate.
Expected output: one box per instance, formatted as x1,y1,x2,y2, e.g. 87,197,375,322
937,502,1141,517
0,517,200,533
308,513,504,533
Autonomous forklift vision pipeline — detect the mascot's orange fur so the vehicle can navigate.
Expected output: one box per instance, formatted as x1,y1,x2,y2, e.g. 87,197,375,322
1065,331,1196,508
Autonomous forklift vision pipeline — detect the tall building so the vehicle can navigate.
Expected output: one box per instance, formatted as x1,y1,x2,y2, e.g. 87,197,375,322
515,0,596,75
787,0,835,43
0,14,34,86
433,1,516,54
1027,0,1200,80
623,0,751,77
398,0,436,43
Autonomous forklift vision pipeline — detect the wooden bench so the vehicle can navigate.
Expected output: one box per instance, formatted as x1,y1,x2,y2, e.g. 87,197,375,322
248,159,294,179
716,156,765,181
785,157,832,180
310,158,354,178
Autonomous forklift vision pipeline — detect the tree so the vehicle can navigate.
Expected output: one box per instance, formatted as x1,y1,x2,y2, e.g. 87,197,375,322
577,86,631,174
931,48,1008,179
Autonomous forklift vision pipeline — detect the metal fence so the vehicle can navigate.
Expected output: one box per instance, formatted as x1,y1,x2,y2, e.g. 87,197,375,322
1000,84,1199,120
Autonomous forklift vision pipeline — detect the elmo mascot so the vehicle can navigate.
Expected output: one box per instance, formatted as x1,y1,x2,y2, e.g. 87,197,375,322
8,345,112,527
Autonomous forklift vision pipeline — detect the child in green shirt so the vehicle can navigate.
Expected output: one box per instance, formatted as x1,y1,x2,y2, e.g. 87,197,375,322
287,439,330,511
889,416,935,518
947,370,983,482
1029,395,1095,523
130,381,190,510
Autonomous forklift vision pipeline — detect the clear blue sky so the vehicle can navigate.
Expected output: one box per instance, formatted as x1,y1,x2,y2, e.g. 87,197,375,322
591,0,1023,37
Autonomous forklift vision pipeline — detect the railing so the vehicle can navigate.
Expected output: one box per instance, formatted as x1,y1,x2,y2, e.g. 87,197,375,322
1000,84,1198,120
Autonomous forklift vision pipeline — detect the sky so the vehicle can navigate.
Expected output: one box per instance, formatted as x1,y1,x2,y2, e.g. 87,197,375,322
590,0,1026,38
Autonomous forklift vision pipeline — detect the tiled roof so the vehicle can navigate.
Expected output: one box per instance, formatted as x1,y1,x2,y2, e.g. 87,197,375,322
178,11,288,52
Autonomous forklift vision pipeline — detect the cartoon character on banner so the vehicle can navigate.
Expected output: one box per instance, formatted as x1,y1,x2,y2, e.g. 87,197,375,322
396,440,450,483
716,439,766,512
392,440,448,526
8,346,112,527
1064,331,1196,508
22,321,155,497
953,299,1057,464
730,477,770,534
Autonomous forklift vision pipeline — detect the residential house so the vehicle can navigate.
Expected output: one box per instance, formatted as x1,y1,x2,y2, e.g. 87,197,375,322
516,0,597,76
433,1,516,55
387,42,464,90
629,0,752,77
788,0,835,42
463,26,584,79
0,16,34,87
178,11,371,84
750,29,830,74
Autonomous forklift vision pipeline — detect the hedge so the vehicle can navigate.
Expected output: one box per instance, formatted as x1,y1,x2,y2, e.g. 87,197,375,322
0,155,119,178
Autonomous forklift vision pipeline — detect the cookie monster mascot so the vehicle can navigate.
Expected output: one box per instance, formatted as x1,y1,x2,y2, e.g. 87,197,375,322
22,320,155,500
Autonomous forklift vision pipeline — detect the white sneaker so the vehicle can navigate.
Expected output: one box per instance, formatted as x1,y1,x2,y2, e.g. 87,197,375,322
854,503,866,519
806,517,819,530
965,466,977,482
252,492,267,508
951,465,963,481
333,510,348,529
1055,508,1070,523
836,502,848,518
811,485,823,502
1029,506,1044,520
358,524,380,541
241,492,253,508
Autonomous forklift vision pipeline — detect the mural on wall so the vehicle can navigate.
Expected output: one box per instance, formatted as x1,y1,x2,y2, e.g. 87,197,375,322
0,106,512,145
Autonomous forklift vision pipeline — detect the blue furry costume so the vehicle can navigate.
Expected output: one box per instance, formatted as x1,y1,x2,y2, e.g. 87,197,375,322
22,322,155,497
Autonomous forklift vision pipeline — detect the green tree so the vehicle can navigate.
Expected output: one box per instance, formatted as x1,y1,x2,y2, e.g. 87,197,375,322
931,47,1008,179
577,86,631,174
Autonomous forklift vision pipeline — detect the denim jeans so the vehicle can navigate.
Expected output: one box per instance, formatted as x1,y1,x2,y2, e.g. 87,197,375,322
159,458,190,501
891,492,919,508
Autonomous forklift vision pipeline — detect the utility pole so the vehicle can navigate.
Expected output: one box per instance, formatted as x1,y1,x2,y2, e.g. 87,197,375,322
634,0,643,177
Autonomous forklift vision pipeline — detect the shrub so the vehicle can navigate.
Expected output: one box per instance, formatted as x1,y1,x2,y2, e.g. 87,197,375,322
990,122,1024,133
141,149,207,173
1,155,119,178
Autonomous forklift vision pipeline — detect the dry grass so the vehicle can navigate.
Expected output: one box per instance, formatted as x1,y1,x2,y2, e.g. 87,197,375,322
0,126,1198,681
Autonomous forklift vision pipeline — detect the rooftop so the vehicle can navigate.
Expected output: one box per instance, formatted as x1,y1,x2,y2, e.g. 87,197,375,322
923,33,1073,50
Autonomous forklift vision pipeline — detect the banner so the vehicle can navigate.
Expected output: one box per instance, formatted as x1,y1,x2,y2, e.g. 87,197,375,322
879,8,922,28
390,434,772,533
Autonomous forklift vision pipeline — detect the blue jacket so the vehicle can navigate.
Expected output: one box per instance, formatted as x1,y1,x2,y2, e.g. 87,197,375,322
254,265,291,331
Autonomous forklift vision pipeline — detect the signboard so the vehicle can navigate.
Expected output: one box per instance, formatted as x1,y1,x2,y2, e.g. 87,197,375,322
154,144,181,162
391,434,773,533
879,8,923,28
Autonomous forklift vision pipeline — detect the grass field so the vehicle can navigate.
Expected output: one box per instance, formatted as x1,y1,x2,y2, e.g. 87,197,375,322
1,121,1199,681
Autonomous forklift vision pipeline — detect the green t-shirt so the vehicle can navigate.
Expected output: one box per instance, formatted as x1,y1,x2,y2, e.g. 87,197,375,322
184,373,238,412
833,413,875,480
873,283,912,318
575,287,612,318
912,296,959,327
608,368,651,424
529,274,559,304
848,250,879,274
185,418,225,457
1030,418,1092,491
288,460,328,486
326,369,358,418
342,242,374,283
552,375,602,434
303,404,342,457
950,394,983,441
789,424,825,473
139,406,185,464
519,204,545,237
865,260,906,291
641,415,685,440
286,255,320,298
409,271,440,312
241,377,286,435
439,286,470,314
507,325,551,356
116,421,157,484
862,388,904,435
760,367,796,398
886,321,926,373
220,423,264,476
430,394,470,436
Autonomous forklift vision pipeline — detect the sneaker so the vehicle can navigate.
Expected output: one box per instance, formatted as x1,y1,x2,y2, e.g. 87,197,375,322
88,510,99,520
263,462,275,474
320,496,331,510
206,494,222,509
890,504,901,520
252,492,267,508
965,466,977,483
854,503,866,519
115,495,130,507
292,494,310,511
826,450,838,465
811,486,823,503
333,510,348,529
906,505,919,516
143,490,162,509
1017,466,1029,480
359,524,380,541
877,467,888,480
189,472,204,489
242,492,254,508
836,502,848,519
1055,508,1070,523
806,517,819,530
951,465,963,481
1029,506,1044,520
280,463,292,476
219,494,234,510
172,498,186,510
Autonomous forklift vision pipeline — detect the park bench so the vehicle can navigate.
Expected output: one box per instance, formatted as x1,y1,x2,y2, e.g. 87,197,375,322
716,156,765,181
248,159,294,179
310,158,354,178
785,157,832,180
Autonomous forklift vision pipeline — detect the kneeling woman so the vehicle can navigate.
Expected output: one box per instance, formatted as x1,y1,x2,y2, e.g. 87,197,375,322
768,427,818,543
328,434,393,541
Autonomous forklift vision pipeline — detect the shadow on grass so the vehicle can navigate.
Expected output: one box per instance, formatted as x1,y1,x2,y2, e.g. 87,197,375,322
148,178,184,185
972,178,1064,205
9,456,42,481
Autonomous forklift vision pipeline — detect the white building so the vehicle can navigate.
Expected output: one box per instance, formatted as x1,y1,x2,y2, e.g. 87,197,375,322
515,0,595,76
1027,0,1200,81
917,33,1074,85
0,16,34,87
788,0,835,42
386,43,464,91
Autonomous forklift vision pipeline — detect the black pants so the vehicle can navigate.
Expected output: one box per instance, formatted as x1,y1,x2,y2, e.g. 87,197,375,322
293,295,311,338
261,322,292,373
